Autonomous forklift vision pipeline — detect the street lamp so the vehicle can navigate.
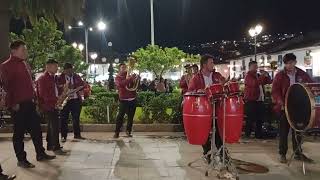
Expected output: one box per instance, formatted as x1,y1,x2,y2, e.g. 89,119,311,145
78,43,84,51
72,42,78,48
90,53,98,82
249,24,263,61
68,20,106,64
97,21,106,31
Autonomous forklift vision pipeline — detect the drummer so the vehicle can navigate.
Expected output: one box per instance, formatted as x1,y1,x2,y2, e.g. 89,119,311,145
272,53,313,163
179,64,192,95
188,54,225,163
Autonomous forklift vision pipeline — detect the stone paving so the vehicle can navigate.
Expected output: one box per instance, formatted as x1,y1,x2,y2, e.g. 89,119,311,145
0,132,320,180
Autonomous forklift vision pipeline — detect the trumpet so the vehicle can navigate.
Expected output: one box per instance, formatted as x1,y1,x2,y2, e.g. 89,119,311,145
126,57,140,92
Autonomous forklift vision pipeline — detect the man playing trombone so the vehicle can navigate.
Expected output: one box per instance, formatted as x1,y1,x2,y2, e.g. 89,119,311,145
113,63,139,138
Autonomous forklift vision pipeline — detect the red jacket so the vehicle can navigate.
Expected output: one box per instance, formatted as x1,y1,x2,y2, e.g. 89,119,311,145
271,67,313,113
37,72,58,112
57,73,84,99
179,75,190,95
188,71,225,92
115,72,137,100
0,56,35,108
244,71,272,101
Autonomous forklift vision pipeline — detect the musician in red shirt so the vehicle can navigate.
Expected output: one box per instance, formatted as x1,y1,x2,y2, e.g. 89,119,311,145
272,53,313,163
179,64,192,95
57,63,84,142
188,54,225,163
0,41,55,169
37,59,66,155
113,63,138,138
244,61,272,139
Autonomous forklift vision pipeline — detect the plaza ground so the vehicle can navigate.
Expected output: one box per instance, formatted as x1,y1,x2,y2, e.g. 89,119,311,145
0,132,320,180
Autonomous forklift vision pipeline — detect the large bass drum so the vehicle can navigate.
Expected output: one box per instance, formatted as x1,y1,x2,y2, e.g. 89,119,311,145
183,92,212,145
285,83,320,131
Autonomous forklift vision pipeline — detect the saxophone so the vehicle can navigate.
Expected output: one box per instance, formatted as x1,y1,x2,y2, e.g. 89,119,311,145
125,57,140,91
56,81,83,110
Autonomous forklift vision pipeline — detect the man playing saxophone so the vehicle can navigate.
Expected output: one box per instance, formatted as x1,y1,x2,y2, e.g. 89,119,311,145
113,63,139,138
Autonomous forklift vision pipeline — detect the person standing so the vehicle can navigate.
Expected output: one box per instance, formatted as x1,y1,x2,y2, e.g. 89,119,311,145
0,40,55,168
192,64,199,75
37,59,66,155
58,63,84,142
272,53,313,163
113,63,138,138
188,54,225,163
244,61,272,139
179,64,192,95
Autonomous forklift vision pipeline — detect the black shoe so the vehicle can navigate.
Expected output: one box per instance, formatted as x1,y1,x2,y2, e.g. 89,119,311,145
74,135,85,140
61,137,67,143
54,149,67,155
0,173,16,180
17,160,35,168
294,153,314,163
126,131,133,138
113,132,119,139
36,153,56,161
279,154,287,164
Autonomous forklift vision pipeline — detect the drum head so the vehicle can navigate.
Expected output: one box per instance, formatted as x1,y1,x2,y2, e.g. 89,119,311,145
285,83,315,131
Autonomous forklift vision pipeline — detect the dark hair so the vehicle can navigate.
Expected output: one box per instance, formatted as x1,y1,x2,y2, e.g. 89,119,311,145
248,61,258,67
200,54,214,67
10,40,26,50
63,63,73,70
46,59,58,64
119,63,126,67
283,53,297,64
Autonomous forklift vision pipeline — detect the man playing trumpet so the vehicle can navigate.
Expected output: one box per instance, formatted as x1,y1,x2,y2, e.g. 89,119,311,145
113,63,139,138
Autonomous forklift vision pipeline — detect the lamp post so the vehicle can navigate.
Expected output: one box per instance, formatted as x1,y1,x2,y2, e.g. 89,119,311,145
150,0,155,46
68,20,106,64
249,24,263,61
90,53,98,82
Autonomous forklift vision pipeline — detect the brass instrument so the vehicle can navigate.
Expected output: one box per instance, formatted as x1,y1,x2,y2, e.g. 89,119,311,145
56,81,83,110
126,57,140,91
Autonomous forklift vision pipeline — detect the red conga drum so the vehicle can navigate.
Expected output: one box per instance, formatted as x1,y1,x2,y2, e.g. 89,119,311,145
207,83,224,99
225,81,240,95
217,95,244,143
183,92,212,145
285,83,320,130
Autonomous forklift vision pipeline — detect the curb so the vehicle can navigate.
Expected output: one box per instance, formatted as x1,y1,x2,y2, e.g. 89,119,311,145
0,124,184,133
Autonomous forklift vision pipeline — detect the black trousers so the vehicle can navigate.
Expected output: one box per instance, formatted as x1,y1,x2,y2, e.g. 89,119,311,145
202,120,223,155
115,100,137,133
61,99,82,138
278,111,302,155
245,101,264,138
45,110,60,150
0,164,2,173
11,101,45,161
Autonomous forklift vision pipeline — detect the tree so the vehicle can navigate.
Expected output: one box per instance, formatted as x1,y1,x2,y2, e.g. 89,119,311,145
0,0,84,60
10,17,87,75
133,45,186,78
185,54,201,64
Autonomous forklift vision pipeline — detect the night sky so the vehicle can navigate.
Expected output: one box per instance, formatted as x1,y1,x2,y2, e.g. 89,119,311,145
11,0,320,54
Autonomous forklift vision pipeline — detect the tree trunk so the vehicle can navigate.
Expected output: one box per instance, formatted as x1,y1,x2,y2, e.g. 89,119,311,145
0,0,10,61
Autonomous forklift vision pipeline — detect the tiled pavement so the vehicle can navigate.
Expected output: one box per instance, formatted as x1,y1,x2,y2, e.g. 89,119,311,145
0,132,320,180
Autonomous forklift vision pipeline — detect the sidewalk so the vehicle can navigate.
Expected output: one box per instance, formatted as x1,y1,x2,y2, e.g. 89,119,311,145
0,132,319,180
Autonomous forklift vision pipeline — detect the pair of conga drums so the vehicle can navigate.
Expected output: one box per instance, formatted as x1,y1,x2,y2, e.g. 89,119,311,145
285,83,320,131
183,82,244,145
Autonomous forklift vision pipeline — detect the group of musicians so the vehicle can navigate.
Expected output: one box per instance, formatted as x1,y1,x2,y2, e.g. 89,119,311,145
0,40,316,179
0,40,85,179
180,53,314,164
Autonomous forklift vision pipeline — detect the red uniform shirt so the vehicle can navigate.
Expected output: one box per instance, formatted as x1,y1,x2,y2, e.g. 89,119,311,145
271,67,313,113
57,73,84,99
0,56,35,108
115,72,137,100
188,71,225,92
244,71,272,101
37,72,58,112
